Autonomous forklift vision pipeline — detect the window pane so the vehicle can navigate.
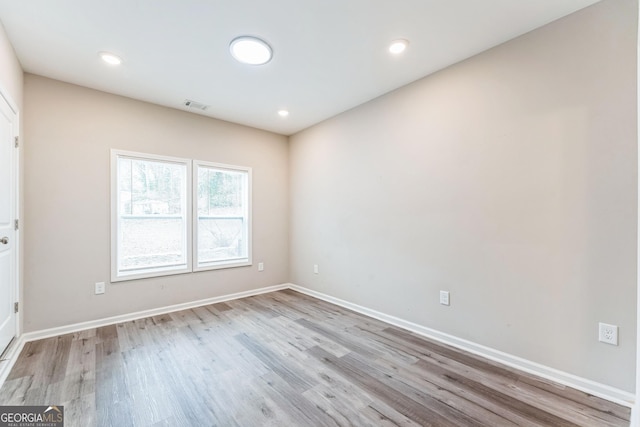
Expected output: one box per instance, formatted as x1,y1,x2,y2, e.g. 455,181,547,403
120,217,184,270
197,166,248,266
117,156,187,274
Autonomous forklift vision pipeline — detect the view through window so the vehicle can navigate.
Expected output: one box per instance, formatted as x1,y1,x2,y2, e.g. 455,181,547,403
196,163,250,269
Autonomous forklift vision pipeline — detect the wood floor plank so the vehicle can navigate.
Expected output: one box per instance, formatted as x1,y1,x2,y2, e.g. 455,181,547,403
212,301,233,312
371,350,540,427
354,326,561,426
0,375,33,405
230,296,282,319
296,318,382,360
270,314,352,357
47,335,74,385
235,333,317,393
121,348,174,426
337,349,499,427
0,290,630,426
95,324,118,343
362,400,432,427
307,345,462,427
60,336,96,403
139,329,231,427
279,290,391,331
218,370,302,427
62,393,96,427
179,319,271,379
228,303,311,353
302,384,381,427
95,335,134,427
6,340,46,380
302,361,425,427
514,368,632,421
309,364,378,408
256,371,341,427
378,326,627,426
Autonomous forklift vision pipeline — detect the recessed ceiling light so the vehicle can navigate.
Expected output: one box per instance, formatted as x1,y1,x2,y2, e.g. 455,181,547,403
99,52,122,65
278,110,289,117
389,39,409,54
230,36,273,65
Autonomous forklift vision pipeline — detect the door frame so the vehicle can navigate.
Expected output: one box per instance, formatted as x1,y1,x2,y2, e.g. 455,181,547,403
0,82,20,352
635,2,640,425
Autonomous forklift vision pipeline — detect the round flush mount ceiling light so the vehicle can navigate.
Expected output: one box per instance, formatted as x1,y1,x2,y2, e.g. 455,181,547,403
389,39,409,54
278,110,289,117
230,36,273,65
99,51,122,65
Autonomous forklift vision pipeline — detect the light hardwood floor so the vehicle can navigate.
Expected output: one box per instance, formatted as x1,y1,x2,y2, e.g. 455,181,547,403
0,290,631,426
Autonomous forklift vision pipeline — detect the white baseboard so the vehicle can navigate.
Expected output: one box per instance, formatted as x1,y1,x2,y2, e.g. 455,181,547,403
0,284,280,387
0,285,284,388
21,284,289,343
631,407,639,427
287,283,635,408
1,281,635,410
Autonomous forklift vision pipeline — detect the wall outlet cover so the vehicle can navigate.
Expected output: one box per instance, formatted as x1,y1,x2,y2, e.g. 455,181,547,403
598,322,618,346
95,282,106,295
440,290,450,306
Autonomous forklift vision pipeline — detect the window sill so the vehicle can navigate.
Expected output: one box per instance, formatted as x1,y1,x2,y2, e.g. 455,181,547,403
193,258,251,272
111,265,191,283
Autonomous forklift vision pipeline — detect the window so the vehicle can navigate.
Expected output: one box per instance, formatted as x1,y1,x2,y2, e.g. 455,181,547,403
111,150,251,282
194,161,251,270
111,151,192,281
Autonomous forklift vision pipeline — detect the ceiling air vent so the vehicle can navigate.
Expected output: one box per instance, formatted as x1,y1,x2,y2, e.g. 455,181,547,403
183,99,209,111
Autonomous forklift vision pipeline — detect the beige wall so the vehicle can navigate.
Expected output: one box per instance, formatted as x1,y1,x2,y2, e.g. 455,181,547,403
290,0,637,392
23,74,289,332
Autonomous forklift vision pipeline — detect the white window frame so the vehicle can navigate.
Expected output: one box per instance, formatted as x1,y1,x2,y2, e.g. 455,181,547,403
111,150,193,282
193,160,252,272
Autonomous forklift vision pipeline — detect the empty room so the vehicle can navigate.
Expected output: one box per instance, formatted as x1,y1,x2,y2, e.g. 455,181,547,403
0,0,637,426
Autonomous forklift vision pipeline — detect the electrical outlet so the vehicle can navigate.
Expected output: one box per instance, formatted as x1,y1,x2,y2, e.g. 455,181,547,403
313,264,319,274
258,262,264,272
598,322,618,346
439,290,450,306
95,282,105,295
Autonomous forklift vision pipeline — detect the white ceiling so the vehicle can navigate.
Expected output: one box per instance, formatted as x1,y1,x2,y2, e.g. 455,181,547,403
0,0,600,135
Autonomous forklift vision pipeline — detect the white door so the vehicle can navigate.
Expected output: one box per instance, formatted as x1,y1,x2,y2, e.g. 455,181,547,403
0,92,17,355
